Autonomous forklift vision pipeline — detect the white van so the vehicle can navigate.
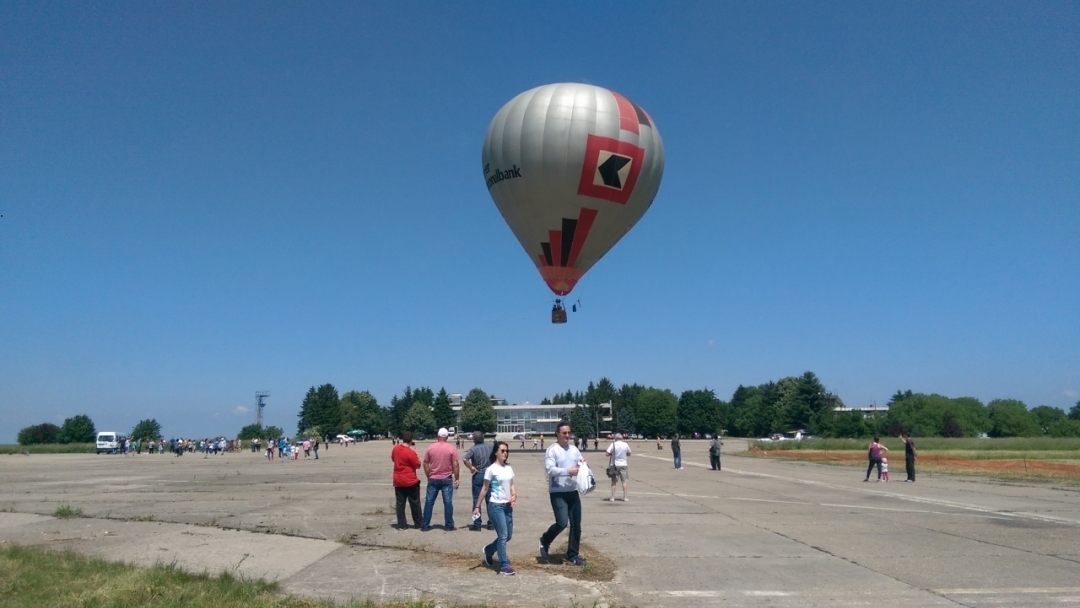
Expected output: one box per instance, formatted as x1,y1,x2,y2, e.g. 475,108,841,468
96,432,126,454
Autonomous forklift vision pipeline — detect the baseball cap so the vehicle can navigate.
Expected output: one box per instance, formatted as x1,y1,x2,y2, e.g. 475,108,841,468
437,428,449,438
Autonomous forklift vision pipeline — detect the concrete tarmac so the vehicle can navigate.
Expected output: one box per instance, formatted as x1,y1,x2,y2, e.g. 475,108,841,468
1,440,1079,607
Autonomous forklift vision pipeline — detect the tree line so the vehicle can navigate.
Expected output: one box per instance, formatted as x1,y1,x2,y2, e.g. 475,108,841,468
293,373,1080,440
16,416,165,446
294,384,497,438
17,376,1079,446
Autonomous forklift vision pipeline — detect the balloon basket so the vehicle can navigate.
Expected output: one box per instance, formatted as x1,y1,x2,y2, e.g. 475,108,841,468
551,299,567,324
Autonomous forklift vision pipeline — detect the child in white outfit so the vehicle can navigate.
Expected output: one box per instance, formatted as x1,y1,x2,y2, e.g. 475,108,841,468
881,457,889,482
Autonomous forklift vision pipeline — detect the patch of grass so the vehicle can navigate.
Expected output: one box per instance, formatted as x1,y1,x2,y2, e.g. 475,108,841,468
747,449,1080,484
53,504,83,518
0,544,445,607
750,437,1080,452
416,541,615,583
0,443,96,454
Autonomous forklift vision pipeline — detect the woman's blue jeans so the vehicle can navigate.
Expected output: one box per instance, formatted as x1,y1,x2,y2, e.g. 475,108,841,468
484,502,514,569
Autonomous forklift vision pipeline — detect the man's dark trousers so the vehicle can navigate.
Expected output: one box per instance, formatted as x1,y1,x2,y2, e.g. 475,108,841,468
540,491,581,559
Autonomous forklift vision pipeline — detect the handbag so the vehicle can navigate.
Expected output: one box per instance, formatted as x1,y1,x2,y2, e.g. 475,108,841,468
606,449,617,478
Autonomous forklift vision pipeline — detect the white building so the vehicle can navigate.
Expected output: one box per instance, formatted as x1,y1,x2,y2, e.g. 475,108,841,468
449,394,612,435
834,405,889,418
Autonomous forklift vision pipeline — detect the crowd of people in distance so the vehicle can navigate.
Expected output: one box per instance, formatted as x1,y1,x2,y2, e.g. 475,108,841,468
260,436,326,461
109,437,245,456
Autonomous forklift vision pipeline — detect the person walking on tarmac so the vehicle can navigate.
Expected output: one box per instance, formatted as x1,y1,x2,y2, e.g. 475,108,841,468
464,431,494,531
709,435,723,471
476,441,517,575
539,422,587,566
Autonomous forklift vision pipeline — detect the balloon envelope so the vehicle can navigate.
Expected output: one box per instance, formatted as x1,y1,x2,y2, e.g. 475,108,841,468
482,83,664,296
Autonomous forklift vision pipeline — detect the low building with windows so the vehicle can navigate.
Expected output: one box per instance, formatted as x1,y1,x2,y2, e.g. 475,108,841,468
834,405,889,418
448,394,612,435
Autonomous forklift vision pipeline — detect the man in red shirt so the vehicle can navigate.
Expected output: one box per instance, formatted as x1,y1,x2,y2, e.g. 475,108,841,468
421,427,460,531
391,431,423,529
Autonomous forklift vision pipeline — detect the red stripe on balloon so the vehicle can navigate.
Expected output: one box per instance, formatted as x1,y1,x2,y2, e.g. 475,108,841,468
612,91,639,135
566,208,598,268
537,254,548,267
548,230,562,267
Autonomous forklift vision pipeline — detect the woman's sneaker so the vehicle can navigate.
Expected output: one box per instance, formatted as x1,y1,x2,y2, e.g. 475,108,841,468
538,541,549,560
498,566,516,576
481,549,493,567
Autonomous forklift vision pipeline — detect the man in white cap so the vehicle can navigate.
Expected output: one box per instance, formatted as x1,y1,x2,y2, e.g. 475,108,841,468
421,427,461,531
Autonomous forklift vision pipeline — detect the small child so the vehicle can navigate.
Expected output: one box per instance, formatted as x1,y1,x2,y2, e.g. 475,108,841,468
881,457,890,482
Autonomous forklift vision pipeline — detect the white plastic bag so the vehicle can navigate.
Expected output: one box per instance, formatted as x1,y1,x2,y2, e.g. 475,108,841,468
575,461,596,495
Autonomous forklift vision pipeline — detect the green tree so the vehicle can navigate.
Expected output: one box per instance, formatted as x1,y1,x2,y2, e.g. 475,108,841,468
829,411,871,438
583,378,616,435
1048,418,1080,437
264,425,284,439
569,405,590,436
889,390,914,405
460,388,496,433
884,394,987,437
796,371,831,433
432,387,456,428
987,399,1040,437
770,376,802,432
1069,401,1080,421
402,402,437,435
17,423,61,445
613,383,644,434
1030,406,1067,434
730,384,775,438
58,414,96,444
237,424,265,440
678,389,720,436
635,388,678,438
341,390,384,434
388,386,416,436
941,412,964,437
131,419,162,439
418,387,436,406
298,383,341,435
715,398,734,435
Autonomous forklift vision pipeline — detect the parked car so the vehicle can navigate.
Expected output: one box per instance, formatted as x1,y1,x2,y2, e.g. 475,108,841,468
335,434,355,444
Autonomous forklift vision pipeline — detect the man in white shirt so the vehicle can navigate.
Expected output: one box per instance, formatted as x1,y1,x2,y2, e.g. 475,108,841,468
539,422,586,566
604,433,631,502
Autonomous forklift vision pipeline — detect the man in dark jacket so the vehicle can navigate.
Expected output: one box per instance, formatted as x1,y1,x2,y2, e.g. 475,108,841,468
709,436,723,471
463,431,494,530
671,434,682,469
901,433,917,482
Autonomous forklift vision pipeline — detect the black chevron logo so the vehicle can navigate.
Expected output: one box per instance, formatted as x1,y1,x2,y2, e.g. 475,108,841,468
596,153,632,189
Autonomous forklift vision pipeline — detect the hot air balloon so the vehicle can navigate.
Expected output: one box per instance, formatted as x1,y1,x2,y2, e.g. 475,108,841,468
482,83,665,323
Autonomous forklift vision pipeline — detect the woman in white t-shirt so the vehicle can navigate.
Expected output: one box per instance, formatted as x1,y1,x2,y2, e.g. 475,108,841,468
474,440,517,575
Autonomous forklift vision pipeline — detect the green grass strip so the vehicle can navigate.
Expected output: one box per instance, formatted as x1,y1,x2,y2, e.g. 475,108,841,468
0,545,448,608
750,437,1080,452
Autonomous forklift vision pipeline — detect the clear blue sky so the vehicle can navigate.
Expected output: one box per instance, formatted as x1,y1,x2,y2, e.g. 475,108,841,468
2,2,1077,442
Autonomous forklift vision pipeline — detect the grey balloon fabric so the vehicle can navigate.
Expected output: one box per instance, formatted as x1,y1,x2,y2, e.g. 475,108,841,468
482,83,664,296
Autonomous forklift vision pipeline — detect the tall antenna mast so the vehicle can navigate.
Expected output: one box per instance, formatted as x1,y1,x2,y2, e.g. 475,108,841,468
255,391,270,427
